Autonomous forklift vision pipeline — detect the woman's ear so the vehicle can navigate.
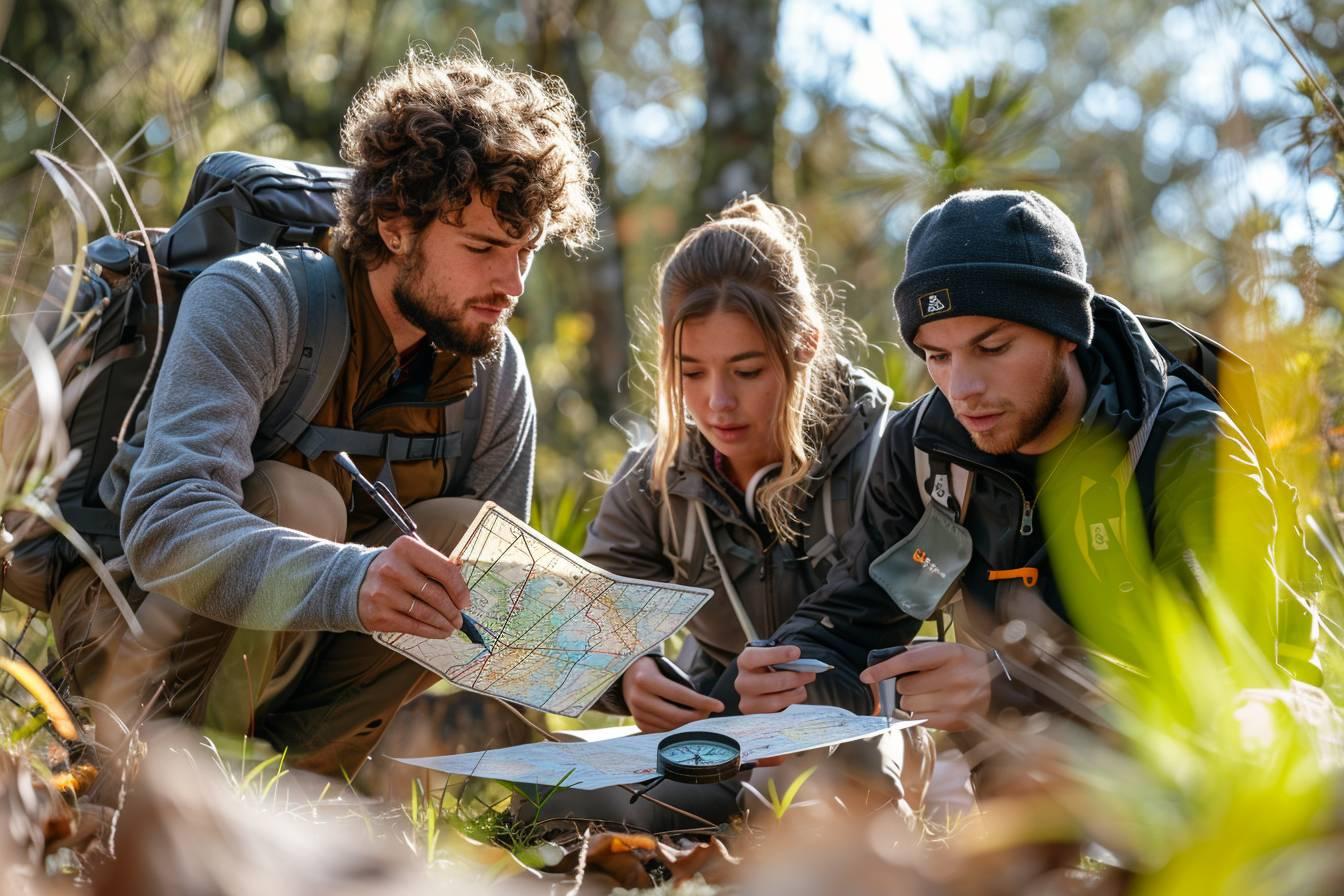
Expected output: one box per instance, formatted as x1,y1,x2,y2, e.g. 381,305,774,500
794,328,820,365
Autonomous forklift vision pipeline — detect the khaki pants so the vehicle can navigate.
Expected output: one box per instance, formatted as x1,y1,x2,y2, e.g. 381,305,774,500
48,460,481,779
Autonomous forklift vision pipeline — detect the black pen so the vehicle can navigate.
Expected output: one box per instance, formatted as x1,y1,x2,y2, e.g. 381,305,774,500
333,452,487,647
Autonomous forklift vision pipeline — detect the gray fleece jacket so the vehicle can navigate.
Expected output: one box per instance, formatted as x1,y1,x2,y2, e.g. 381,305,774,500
100,249,536,634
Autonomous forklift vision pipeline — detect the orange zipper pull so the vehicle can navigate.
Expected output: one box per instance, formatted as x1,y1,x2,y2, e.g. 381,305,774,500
988,567,1038,587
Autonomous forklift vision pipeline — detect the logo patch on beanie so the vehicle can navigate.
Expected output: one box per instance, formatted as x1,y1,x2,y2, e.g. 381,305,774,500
919,289,952,317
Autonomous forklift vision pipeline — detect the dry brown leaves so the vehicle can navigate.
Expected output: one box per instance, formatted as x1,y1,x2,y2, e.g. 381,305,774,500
543,829,741,890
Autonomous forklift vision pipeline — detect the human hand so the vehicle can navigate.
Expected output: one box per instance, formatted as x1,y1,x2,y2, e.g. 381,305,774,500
735,645,816,714
859,642,994,731
621,657,723,732
357,535,471,637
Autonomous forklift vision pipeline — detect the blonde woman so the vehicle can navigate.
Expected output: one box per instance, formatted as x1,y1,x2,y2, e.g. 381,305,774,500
511,197,933,832
585,195,892,729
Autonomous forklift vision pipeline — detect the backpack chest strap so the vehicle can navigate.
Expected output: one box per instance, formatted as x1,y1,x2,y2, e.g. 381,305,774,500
292,426,464,463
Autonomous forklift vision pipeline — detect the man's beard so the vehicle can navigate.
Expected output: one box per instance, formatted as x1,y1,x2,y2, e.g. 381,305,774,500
391,252,512,359
968,353,1070,455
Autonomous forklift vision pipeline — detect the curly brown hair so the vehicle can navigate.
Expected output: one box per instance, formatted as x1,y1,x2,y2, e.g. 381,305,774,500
336,46,599,267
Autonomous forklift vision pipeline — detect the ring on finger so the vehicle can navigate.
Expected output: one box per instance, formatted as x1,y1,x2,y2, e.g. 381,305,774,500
419,579,434,597
407,595,417,615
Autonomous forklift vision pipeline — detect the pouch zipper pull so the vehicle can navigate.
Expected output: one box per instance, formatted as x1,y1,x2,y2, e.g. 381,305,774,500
1020,499,1035,536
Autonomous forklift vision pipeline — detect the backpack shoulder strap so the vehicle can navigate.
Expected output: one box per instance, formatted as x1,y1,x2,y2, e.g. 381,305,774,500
906,395,971,643
1122,374,1169,491
254,248,349,459
444,373,486,496
852,405,894,526
910,394,972,520
805,402,894,568
691,499,761,644
658,492,701,582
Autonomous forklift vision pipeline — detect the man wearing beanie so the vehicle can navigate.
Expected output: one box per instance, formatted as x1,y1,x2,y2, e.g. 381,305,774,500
733,189,1318,798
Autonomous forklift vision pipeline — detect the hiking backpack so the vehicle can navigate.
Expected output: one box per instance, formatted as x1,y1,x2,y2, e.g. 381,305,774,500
4,152,484,611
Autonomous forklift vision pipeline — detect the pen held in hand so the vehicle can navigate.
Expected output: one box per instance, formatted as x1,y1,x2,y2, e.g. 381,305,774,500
333,452,488,648
770,658,834,673
743,639,832,674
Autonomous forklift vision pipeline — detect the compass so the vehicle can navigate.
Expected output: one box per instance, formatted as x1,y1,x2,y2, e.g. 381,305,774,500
655,731,745,785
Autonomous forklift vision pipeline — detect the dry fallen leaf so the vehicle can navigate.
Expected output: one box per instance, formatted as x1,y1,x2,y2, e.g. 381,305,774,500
578,832,659,889
657,836,742,885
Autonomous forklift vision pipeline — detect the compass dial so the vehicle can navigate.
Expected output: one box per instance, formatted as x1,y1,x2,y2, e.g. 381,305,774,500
656,731,744,784
659,741,738,766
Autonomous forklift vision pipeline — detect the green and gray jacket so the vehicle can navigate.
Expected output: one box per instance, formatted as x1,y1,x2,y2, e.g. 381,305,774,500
770,296,1319,772
582,360,893,715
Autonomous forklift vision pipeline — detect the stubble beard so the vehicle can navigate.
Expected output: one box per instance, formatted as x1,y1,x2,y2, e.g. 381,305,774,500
391,247,512,360
968,353,1071,455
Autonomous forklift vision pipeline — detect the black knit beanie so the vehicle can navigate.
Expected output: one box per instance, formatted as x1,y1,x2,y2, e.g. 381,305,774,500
893,190,1094,356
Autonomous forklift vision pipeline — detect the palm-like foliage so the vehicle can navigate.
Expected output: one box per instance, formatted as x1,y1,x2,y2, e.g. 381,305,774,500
848,68,1062,217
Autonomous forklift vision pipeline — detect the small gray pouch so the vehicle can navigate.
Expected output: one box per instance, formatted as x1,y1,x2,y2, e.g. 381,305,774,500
868,502,973,620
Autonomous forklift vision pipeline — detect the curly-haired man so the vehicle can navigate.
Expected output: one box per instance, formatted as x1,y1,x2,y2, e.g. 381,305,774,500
48,48,598,777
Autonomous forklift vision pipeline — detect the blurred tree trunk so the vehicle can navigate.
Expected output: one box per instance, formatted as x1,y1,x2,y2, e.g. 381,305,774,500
228,0,388,147
228,2,315,139
689,0,780,225
523,0,630,422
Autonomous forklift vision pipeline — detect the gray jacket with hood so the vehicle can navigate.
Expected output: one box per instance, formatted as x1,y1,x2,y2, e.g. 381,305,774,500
99,249,536,634
582,360,892,715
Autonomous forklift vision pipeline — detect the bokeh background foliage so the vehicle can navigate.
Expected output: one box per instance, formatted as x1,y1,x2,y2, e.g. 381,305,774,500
6,0,1344,507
